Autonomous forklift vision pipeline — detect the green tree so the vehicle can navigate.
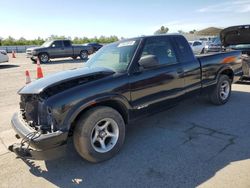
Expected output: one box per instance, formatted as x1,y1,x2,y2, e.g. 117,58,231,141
0,35,120,46
178,30,185,34
189,29,197,34
154,26,169,35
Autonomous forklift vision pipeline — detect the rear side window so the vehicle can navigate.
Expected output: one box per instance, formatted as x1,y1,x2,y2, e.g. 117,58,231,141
173,36,195,63
140,37,177,66
63,40,71,47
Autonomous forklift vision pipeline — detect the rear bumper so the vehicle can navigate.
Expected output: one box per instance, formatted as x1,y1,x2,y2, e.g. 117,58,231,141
9,112,68,160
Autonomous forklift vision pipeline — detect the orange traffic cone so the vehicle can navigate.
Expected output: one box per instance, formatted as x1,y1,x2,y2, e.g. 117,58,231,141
25,70,31,84
37,58,44,79
12,51,16,58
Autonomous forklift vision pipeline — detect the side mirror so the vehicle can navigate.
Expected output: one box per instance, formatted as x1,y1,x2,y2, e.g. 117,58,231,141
138,55,159,69
51,44,55,48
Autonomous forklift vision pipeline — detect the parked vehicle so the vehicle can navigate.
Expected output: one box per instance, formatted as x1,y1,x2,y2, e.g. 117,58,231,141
9,34,242,163
83,42,103,52
26,39,93,63
221,25,250,80
204,36,223,53
189,40,205,54
199,37,213,43
0,50,9,63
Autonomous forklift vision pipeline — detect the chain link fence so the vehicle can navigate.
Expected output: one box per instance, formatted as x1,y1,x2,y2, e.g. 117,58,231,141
0,45,38,53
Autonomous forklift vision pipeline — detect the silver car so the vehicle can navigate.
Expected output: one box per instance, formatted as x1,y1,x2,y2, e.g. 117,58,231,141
0,50,9,63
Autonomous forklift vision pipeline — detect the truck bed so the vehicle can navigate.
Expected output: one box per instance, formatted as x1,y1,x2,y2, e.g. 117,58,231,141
196,50,243,87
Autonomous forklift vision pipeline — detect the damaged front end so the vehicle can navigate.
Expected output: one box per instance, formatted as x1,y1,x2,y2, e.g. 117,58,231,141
9,93,68,160
9,67,115,159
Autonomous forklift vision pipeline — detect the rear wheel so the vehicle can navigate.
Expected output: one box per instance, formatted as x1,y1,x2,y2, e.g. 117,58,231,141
79,50,88,60
73,106,125,163
209,75,231,105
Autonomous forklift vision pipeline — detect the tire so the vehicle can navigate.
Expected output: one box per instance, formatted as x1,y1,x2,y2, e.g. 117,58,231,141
79,50,88,60
73,106,126,163
209,75,231,105
38,53,49,63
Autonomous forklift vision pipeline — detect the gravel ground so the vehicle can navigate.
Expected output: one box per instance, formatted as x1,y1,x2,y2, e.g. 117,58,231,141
0,54,250,188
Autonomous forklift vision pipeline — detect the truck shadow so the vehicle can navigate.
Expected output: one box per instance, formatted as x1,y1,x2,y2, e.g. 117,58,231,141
0,64,20,69
22,89,250,187
33,58,88,65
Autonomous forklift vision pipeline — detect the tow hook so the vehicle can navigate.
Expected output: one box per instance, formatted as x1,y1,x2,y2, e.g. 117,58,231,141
8,131,41,159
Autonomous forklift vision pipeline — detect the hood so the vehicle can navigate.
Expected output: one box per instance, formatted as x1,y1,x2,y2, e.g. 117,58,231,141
19,67,114,95
220,25,250,47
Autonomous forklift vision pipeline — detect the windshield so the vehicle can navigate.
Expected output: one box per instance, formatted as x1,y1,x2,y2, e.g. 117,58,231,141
86,39,140,72
41,41,53,47
212,37,221,44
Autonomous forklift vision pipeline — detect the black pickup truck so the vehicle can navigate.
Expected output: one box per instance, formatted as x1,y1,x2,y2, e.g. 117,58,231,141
26,39,93,63
9,33,242,163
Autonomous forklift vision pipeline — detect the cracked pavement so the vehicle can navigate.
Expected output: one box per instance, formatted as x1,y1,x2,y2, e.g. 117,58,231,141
0,54,250,187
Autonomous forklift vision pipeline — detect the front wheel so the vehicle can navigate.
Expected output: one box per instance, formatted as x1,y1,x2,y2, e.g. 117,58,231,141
73,106,125,163
209,75,231,105
79,50,88,60
38,53,49,63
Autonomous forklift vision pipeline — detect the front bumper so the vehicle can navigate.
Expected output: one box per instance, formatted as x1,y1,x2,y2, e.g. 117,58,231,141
26,53,35,58
9,112,68,160
207,47,222,52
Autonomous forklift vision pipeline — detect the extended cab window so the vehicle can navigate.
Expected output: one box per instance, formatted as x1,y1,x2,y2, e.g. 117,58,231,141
140,37,177,66
63,40,71,47
174,36,195,63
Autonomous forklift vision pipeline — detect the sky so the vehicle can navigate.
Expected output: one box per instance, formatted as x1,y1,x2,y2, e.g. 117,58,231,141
0,0,250,39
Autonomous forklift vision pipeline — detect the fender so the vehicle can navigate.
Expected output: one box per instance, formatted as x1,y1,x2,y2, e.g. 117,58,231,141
215,64,234,82
62,93,131,130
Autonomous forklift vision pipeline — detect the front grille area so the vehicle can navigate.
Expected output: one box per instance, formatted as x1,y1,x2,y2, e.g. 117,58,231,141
20,94,54,133
20,94,39,125
26,50,33,56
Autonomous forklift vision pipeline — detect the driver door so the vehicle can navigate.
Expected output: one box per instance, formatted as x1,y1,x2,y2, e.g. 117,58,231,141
129,37,184,117
50,41,64,58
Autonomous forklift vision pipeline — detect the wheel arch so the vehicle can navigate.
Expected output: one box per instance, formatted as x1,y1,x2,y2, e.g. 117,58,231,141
66,96,130,136
38,51,50,59
217,66,234,82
